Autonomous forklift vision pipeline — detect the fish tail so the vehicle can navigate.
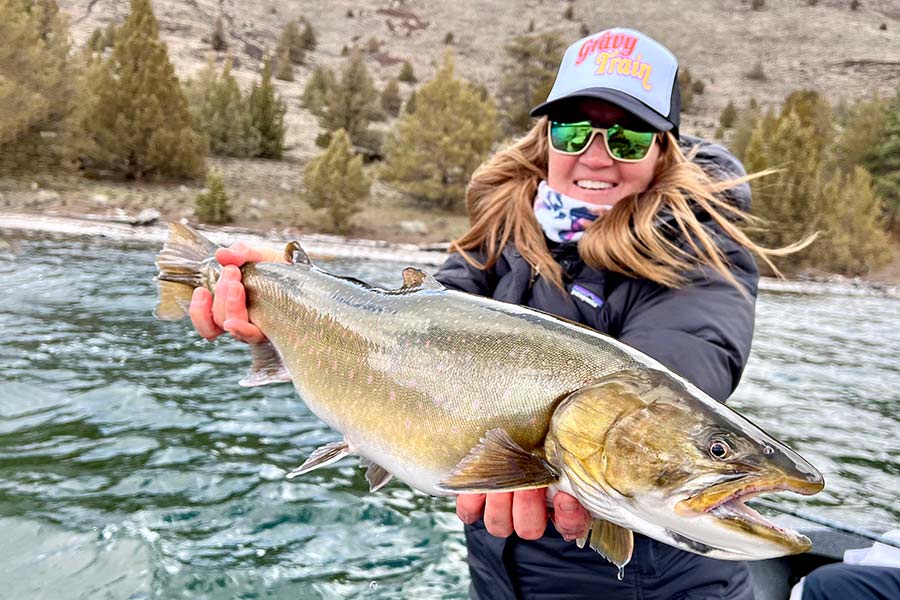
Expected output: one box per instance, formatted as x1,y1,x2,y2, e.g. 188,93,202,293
154,222,221,321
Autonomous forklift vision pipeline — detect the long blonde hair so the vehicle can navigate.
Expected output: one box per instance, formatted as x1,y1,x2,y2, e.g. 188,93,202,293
451,117,800,292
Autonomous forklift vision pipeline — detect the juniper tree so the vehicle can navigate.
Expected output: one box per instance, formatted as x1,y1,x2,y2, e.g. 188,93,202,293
247,56,287,159
719,101,738,129
318,50,381,152
187,57,260,158
744,111,823,271
277,20,304,65
302,128,369,233
102,22,116,47
816,167,891,274
211,15,227,51
381,78,402,117
864,88,900,231
381,53,499,211
398,61,417,83
830,96,887,175
275,45,294,81
745,107,891,275
299,18,316,51
302,64,335,116
81,0,205,179
405,89,417,114
781,90,834,153
195,170,232,224
0,0,80,173
498,33,565,135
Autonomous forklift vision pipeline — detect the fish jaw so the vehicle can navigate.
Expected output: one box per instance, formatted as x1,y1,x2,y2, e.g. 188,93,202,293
670,469,823,556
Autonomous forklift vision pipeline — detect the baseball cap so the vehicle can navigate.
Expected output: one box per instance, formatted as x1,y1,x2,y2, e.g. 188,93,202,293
531,28,681,138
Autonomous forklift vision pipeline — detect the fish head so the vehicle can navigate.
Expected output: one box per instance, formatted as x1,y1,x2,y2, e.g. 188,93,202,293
548,369,824,560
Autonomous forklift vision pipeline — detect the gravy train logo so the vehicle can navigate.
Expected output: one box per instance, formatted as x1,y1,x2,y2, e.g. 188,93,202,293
575,32,654,91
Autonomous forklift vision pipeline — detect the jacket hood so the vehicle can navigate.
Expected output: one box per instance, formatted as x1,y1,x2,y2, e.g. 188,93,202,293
678,134,751,213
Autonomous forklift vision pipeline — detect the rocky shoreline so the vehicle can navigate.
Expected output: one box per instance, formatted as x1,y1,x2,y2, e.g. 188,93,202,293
3,211,899,298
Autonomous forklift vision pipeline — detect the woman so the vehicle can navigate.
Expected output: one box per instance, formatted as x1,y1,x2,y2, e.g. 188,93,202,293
190,27,789,600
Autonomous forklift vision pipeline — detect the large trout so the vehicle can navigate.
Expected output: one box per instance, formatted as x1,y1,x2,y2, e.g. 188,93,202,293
156,223,824,570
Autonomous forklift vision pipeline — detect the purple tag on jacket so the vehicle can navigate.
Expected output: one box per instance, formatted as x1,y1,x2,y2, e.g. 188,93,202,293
571,284,604,309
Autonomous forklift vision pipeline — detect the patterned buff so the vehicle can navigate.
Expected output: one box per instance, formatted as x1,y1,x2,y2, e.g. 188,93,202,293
533,181,611,243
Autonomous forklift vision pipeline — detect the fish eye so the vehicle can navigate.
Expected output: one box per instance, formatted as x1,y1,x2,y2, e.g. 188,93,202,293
708,439,732,460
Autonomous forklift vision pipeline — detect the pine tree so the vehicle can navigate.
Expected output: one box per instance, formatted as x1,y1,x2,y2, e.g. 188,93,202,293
302,128,370,233
276,20,304,65
816,167,891,274
864,88,900,231
831,96,888,175
744,111,822,271
0,0,80,173
186,57,260,158
398,61,417,84
302,64,335,116
81,0,205,179
319,50,381,153
195,170,232,224
211,15,227,51
780,90,834,153
405,89,417,114
719,101,738,129
381,53,499,211
87,27,103,51
275,45,294,81
299,18,316,51
247,56,287,159
102,22,116,48
498,33,565,135
381,78,402,117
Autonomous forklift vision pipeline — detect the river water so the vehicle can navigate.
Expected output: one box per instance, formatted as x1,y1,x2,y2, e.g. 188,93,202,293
1,234,898,599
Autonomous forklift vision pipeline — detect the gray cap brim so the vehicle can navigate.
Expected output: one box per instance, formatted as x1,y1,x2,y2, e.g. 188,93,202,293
530,88,673,133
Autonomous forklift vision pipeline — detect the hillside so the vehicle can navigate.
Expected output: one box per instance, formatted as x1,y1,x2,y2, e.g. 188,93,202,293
58,0,900,155
3,0,899,281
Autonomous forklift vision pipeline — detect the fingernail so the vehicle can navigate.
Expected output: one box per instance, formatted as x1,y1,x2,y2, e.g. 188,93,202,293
559,501,578,513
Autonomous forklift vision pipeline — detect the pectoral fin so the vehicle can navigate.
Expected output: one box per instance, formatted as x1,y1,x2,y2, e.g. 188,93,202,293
239,341,292,387
575,518,634,569
286,440,352,479
360,457,394,492
437,428,558,493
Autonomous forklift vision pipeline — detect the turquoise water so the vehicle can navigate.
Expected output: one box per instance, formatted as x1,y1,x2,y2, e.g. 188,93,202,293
1,233,898,598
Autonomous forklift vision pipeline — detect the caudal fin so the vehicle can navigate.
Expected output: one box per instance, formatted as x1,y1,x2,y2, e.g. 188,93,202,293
155,222,220,321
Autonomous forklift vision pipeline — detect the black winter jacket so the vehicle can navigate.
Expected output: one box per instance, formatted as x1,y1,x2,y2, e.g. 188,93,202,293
433,136,758,600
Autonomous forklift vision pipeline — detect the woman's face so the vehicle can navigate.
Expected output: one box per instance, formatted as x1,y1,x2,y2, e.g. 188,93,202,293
547,100,662,207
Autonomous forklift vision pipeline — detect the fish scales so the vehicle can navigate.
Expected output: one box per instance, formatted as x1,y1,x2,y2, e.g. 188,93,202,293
156,224,826,568
241,262,639,494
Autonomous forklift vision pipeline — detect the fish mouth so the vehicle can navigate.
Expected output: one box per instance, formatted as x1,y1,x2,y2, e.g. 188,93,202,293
675,476,823,552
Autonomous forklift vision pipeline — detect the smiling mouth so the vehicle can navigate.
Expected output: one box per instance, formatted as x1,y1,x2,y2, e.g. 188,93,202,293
575,180,617,191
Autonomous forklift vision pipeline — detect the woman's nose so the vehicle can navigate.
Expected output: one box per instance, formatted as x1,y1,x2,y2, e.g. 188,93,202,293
578,134,615,168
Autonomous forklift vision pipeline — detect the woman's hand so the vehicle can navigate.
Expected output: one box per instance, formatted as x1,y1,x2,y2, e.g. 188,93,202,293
188,242,285,344
456,490,592,541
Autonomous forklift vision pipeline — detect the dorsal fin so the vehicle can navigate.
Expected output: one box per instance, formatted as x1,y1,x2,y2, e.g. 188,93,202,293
400,267,444,291
284,241,311,266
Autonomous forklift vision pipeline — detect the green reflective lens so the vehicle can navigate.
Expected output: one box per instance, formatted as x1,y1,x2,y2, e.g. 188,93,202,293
549,121,656,161
549,121,594,153
606,125,655,160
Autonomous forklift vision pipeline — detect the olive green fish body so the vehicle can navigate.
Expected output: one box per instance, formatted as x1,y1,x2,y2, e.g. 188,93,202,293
240,261,640,494
156,223,825,569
